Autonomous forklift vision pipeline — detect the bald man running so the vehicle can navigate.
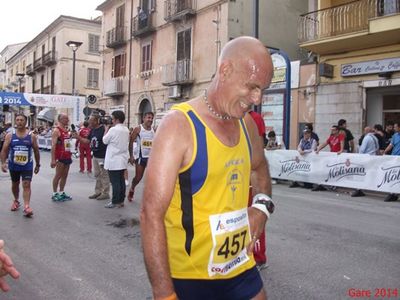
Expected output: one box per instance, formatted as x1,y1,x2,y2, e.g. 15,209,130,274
141,37,275,300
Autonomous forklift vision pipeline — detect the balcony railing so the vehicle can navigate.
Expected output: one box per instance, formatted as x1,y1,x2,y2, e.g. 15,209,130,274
43,51,57,66
132,12,156,38
298,0,400,43
164,0,196,22
26,64,35,75
33,57,45,71
162,59,194,86
106,26,126,48
103,77,125,97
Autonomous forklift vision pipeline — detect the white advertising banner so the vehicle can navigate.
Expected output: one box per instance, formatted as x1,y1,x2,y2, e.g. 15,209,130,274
265,150,400,194
0,92,85,125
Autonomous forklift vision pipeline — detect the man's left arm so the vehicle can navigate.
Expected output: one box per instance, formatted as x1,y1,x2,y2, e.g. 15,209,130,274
244,114,272,253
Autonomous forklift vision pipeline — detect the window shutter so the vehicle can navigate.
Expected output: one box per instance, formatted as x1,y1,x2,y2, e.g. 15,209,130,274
94,69,99,88
111,56,115,78
149,41,153,70
121,53,126,76
87,69,91,87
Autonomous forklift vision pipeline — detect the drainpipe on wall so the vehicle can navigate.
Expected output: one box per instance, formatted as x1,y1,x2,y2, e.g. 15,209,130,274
127,0,134,128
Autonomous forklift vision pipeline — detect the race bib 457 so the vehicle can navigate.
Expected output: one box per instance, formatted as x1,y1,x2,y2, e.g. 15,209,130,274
208,208,251,277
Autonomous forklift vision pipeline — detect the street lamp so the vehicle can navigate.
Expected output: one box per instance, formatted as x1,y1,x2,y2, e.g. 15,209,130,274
66,41,83,96
16,72,25,92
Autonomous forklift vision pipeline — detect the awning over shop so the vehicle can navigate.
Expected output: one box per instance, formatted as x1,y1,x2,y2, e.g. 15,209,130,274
37,108,56,123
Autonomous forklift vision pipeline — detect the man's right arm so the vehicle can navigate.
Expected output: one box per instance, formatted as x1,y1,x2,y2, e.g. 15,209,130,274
141,111,191,299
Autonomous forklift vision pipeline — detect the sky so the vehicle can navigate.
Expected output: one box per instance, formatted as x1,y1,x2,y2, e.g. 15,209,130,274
0,0,103,52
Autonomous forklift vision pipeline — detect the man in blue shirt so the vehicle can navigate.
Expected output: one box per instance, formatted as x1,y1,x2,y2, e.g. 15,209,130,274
383,122,400,201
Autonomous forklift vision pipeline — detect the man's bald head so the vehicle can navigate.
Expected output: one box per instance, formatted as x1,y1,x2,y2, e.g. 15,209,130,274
57,113,69,126
217,36,273,88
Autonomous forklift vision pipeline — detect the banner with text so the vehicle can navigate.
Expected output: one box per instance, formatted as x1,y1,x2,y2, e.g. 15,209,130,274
0,92,85,125
265,150,400,193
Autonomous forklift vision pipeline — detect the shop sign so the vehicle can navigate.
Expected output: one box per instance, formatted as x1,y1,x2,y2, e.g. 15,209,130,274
341,57,400,77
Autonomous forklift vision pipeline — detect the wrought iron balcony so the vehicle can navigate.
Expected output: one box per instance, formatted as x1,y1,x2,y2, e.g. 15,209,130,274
299,0,400,44
162,59,194,86
26,64,35,75
164,0,196,22
132,12,156,38
33,57,45,71
43,51,57,66
103,77,126,97
106,26,127,48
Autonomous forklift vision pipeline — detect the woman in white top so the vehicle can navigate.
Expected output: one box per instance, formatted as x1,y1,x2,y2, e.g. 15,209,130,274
102,110,130,208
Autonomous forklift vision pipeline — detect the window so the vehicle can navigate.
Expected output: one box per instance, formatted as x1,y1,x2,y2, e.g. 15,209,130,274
51,69,55,94
140,0,155,12
177,28,191,61
88,34,100,53
41,44,45,57
141,42,152,72
111,53,126,78
52,37,56,52
40,75,44,93
87,68,99,88
116,4,125,27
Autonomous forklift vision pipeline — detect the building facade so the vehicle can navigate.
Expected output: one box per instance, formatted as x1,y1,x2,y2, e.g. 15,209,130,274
0,43,27,91
3,16,102,125
96,0,308,127
298,0,400,142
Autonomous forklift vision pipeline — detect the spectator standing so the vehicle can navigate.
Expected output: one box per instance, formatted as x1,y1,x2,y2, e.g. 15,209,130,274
359,127,379,155
297,128,318,155
313,125,344,191
265,130,285,150
351,127,379,197
249,111,267,147
249,110,268,270
290,123,319,189
103,111,130,208
383,121,394,154
75,121,92,173
338,119,355,153
73,115,110,200
373,124,386,155
383,122,400,202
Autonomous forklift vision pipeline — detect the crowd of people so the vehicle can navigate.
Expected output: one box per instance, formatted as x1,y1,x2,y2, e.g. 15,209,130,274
266,119,399,202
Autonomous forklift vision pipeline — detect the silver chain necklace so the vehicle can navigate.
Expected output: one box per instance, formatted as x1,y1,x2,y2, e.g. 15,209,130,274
203,90,231,121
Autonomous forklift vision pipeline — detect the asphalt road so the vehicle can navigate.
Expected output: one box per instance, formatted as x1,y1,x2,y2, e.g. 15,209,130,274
0,151,399,300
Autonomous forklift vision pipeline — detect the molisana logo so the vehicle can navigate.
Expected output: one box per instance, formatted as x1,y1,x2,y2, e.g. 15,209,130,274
325,159,366,182
279,156,311,176
377,165,400,188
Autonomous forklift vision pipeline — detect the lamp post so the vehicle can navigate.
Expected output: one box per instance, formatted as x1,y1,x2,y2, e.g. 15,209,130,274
16,72,25,92
66,41,83,96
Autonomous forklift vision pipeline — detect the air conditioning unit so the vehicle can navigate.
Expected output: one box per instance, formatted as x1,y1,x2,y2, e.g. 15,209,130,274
168,85,181,99
319,63,334,78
